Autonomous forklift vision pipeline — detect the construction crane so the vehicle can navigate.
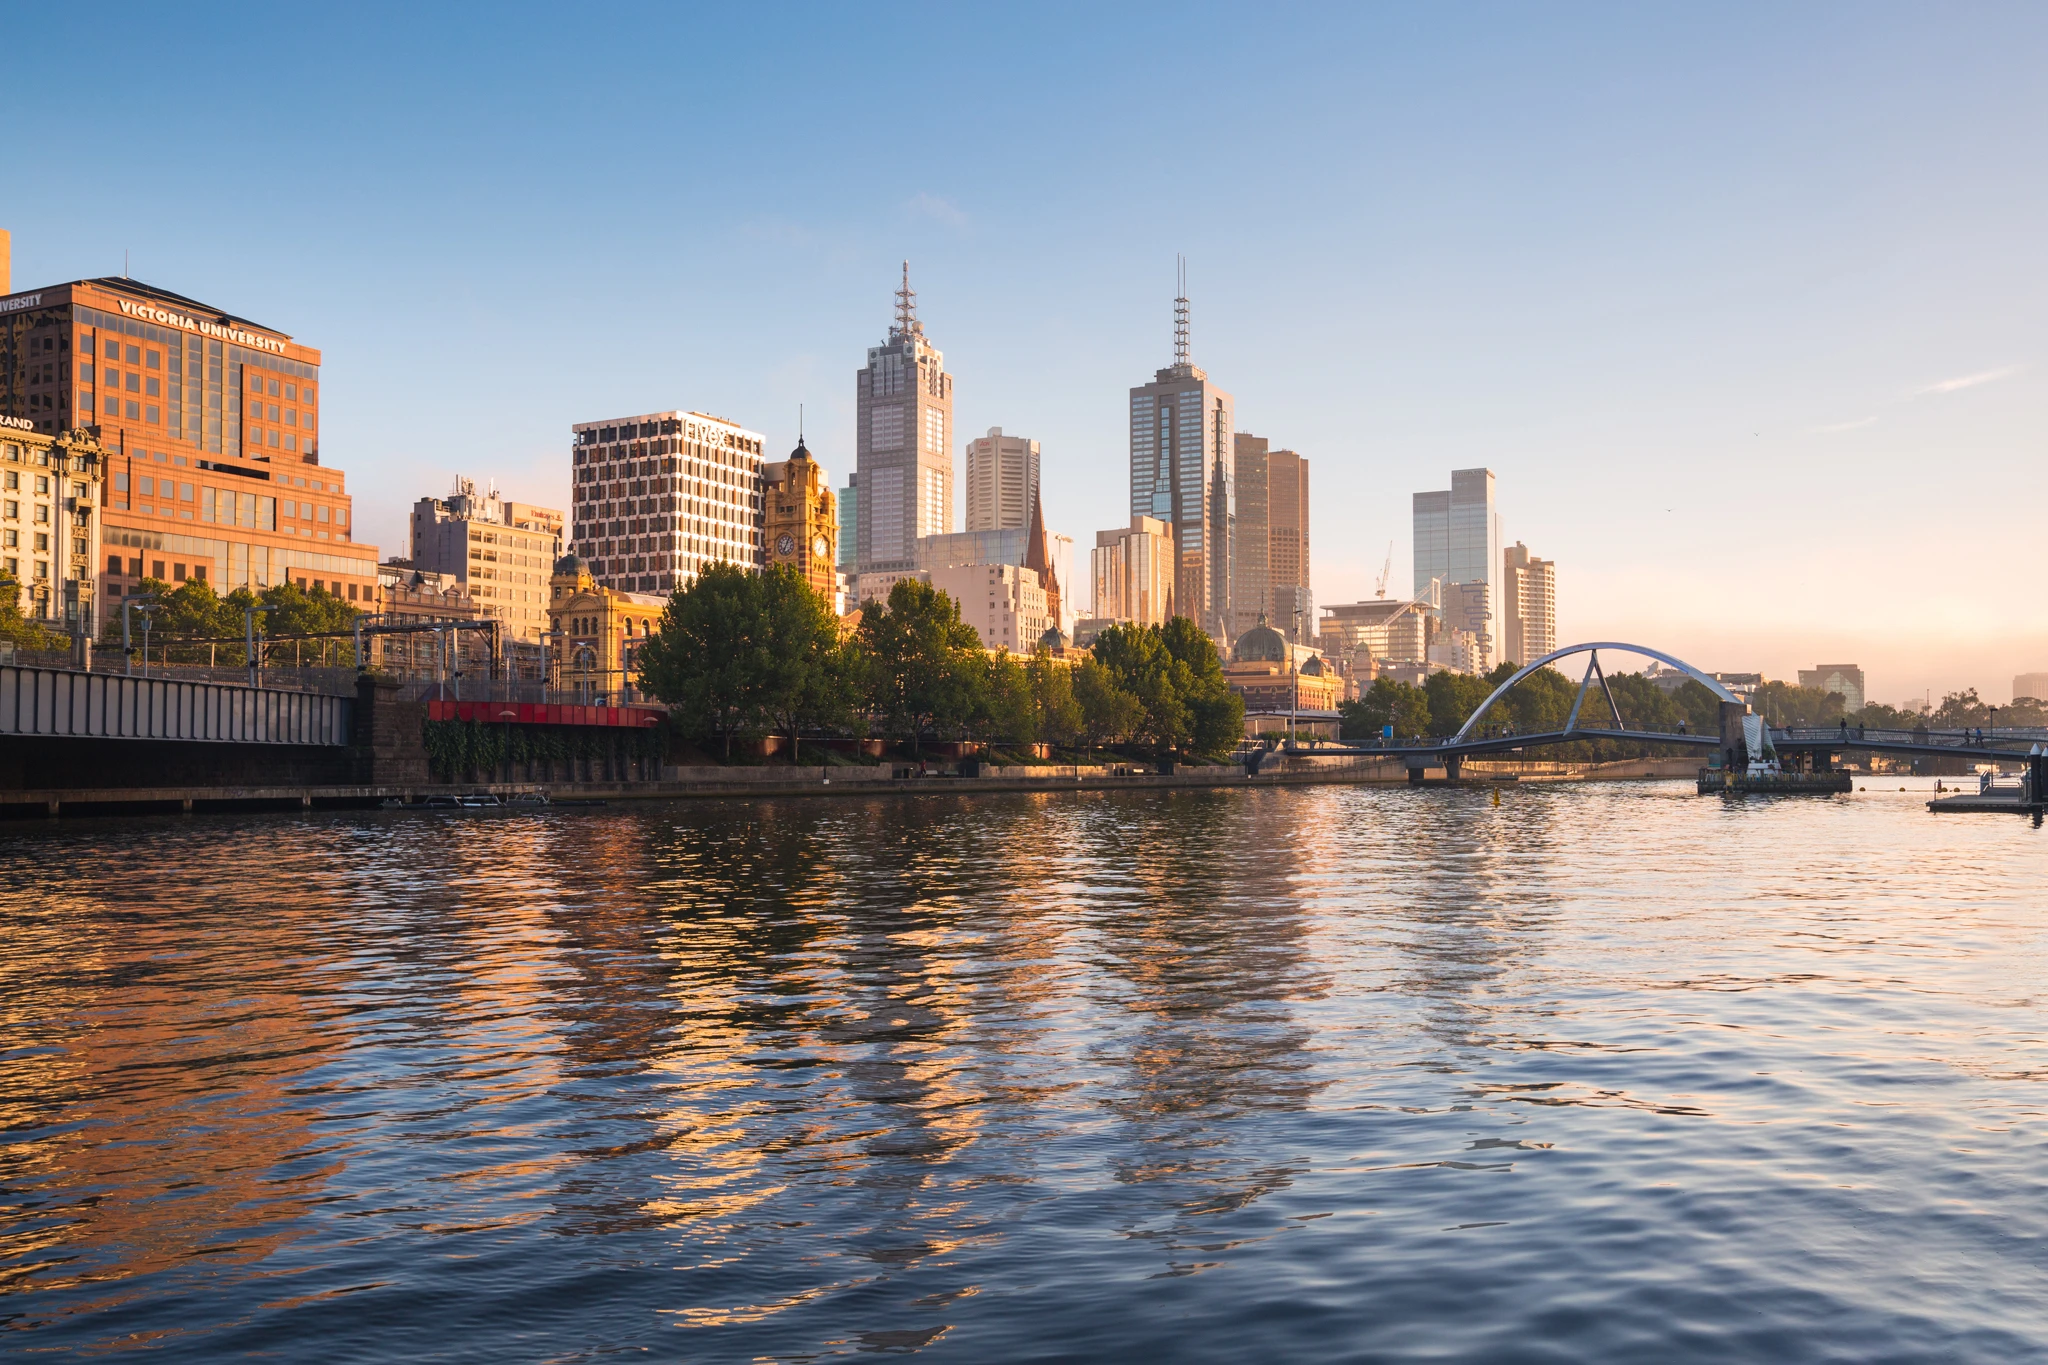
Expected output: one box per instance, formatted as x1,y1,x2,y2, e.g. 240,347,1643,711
1374,542,1393,598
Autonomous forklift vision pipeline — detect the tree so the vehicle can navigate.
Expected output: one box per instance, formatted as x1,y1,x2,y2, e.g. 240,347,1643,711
636,561,774,759
1073,656,1143,747
754,565,856,763
858,578,986,756
1340,677,1431,741
1027,648,1085,748
0,574,67,654
1160,616,1244,757
1089,617,1245,760
974,649,1038,746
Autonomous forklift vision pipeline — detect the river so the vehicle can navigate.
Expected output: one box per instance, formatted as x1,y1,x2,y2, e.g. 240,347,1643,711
3,781,2045,1361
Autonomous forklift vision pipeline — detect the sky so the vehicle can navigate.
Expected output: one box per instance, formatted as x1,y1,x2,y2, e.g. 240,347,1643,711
6,4,2044,704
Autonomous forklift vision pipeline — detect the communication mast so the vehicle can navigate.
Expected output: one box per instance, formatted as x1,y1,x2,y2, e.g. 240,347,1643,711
1173,255,1190,366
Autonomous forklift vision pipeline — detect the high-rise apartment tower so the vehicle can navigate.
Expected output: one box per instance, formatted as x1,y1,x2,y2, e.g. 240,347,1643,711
1501,541,1555,667
963,426,1039,532
1129,266,1233,638
855,264,953,574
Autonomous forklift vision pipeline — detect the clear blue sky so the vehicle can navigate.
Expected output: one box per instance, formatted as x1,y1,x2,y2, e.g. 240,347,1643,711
8,4,2044,702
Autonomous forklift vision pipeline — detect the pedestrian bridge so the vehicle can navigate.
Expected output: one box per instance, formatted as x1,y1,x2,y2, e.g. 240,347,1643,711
1300,642,2048,780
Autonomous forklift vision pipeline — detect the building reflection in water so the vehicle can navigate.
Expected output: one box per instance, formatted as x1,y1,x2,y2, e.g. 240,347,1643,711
0,840,347,1323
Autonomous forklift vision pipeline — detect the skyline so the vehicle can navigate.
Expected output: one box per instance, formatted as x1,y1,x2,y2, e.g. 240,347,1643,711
5,5,2044,703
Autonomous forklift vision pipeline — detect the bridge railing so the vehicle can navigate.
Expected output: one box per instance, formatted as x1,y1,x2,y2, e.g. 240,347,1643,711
1775,725,2048,749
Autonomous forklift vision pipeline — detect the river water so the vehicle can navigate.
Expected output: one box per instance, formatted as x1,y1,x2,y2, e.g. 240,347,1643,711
3,781,2045,1361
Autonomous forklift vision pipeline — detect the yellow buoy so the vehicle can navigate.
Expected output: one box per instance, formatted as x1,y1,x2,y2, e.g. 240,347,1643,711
1492,787,1502,807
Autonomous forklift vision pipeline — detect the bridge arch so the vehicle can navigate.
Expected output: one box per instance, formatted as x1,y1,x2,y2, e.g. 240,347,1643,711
1449,642,1737,746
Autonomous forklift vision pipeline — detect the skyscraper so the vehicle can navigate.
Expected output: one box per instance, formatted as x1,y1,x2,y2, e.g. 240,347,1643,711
1232,433,1311,641
855,264,953,576
1412,468,1501,667
1129,265,1234,638
963,427,1039,532
1501,541,1556,667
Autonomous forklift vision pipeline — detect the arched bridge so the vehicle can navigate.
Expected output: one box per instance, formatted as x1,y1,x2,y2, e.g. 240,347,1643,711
1293,641,2048,782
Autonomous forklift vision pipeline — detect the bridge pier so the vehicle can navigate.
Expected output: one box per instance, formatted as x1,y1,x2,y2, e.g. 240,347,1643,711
1407,764,1427,785
1444,756,1464,783
1719,701,1748,770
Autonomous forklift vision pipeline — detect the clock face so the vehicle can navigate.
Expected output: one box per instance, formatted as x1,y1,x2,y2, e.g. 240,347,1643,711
775,533,796,556
812,535,829,558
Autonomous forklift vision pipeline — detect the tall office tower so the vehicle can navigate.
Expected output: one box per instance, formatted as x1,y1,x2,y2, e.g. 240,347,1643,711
1231,433,1312,641
1129,266,1234,638
569,410,766,595
409,477,565,640
1501,541,1556,667
1232,433,1269,640
1090,515,1175,627
964,427,1039,532
1412,467,1501,666
855,263,953,574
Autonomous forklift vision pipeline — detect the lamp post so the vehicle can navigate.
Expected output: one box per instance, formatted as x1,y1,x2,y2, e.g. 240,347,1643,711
121,591,160,678
245,604,277,691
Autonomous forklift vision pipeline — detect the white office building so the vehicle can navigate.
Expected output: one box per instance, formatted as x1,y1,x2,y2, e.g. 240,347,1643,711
964,427,1039,532
569,410,765,595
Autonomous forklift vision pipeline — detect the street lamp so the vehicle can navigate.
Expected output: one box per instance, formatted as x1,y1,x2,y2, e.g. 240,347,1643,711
121,591,160,678
245,604,278,690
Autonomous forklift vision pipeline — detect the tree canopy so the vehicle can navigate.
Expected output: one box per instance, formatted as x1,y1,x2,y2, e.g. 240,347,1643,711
1088,617,1245,759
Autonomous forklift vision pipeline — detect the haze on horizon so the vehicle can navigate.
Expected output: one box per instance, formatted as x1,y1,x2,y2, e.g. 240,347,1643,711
6,4,2042,705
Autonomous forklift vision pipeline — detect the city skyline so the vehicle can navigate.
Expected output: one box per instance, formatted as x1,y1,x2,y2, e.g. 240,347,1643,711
7,7,2045,703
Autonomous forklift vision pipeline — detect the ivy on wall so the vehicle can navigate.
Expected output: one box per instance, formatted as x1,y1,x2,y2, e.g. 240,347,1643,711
421,719,663,781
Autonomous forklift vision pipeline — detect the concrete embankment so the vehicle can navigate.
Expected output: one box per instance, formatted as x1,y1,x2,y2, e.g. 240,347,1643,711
0,753,1707,817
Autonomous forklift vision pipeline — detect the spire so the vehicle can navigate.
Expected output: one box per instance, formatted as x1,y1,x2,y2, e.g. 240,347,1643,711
893,260,921,337
1173,254,1190,367
1025,485,1062,630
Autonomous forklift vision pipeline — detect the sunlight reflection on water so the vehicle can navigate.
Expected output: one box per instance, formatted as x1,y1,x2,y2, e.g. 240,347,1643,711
2,782,2045,1361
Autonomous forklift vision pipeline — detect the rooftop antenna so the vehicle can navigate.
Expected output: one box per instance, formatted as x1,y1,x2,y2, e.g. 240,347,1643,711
124,249,130,279
894,261,919,336
1173,255,1190,366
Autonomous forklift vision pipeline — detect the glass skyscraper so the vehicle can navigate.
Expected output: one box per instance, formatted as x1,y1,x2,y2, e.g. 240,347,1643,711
1129,285,1234,639
1412,467,1501,667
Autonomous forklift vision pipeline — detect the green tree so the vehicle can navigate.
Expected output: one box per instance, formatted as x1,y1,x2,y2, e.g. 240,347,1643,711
1751,679,1847,728
1340,677,1432,741
1089,617,1244,760
754,566,856,763
1090,621,1190,753
974,649,1038,746
1073,656,1143,747
0,573,67,654
1027,648,1085,748
858,578,986,756
1160,616,1244,757
636,561,773,759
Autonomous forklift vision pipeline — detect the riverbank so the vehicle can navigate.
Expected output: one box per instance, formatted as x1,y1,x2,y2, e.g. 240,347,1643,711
0,754,1706,817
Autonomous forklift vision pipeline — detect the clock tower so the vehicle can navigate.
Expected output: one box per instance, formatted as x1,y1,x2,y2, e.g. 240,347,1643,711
763,435,839,603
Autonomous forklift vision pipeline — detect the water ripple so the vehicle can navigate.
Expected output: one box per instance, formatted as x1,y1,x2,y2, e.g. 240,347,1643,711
2,782,2046,1360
